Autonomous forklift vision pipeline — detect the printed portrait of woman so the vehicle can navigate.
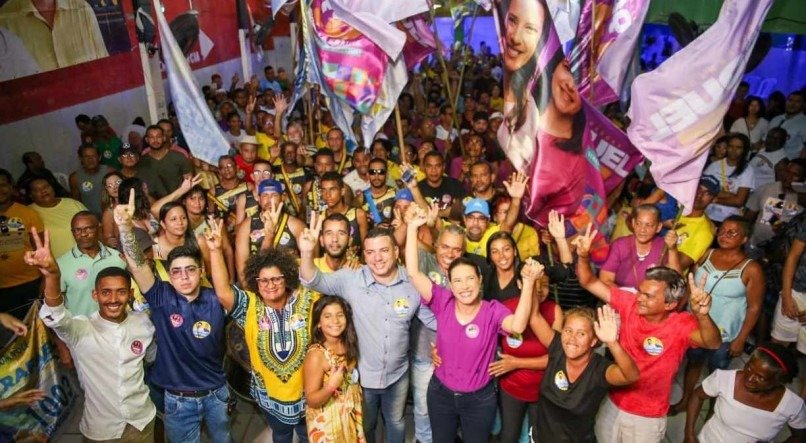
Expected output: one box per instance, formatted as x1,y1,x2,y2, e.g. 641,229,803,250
496,0,588,226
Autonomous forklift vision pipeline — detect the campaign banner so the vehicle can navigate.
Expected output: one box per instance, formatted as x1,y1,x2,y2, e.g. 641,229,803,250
627,0,774,213
494,0,642,261
0,301,77,441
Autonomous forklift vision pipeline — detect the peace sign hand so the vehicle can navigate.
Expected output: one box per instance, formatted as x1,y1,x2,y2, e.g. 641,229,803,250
23,227,58,275
113,189,136,231
298,211,324,254
203,216,225,251
688,273,712,317
571,223,598,259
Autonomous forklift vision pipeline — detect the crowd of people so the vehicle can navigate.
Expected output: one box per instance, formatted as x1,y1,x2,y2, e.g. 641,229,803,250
2,49,806,443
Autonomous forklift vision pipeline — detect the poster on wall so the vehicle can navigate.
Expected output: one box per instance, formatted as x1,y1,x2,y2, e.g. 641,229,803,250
0,0,130,81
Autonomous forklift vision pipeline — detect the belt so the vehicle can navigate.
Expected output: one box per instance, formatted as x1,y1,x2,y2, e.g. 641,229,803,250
167,388,214,398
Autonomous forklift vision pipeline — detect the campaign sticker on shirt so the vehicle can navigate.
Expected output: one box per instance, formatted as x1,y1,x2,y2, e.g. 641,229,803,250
81,181,93,192
465,323,479,339
506,333,523,348
132,299,150,312
130,340,144,355
75,268,88,281
279,232,291,245
393,298,411,317
643,337,664,356
293,183,302,194
350,368,360,384
259,315,271,331
289,313,306,331
103,150,112,159
170,313,184,328
192,321,212,339
554,370,569,391
427,272,446,287
382,206,392,218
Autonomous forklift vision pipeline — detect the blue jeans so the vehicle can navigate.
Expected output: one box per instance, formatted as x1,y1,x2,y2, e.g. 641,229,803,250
362,371,409,443
427,376,497,443
411,358,434,443
265,413,307,443
163,385,231,443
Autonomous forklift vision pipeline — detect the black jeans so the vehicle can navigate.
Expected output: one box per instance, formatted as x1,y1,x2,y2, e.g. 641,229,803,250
499,389,538,443
427,376,497,443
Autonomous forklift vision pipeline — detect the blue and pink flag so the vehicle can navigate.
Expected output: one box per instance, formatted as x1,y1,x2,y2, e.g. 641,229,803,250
627,0,774,213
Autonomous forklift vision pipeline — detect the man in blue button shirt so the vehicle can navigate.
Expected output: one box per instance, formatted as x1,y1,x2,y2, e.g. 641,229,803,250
115,190,231,442
300,214,435,443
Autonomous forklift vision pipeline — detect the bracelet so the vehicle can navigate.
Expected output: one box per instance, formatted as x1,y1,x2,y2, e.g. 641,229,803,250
578,254,590,261
43,294,62,301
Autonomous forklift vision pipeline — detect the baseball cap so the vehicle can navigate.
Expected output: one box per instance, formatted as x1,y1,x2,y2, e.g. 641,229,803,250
240,135,259,146
120,144,139,156
258,179,284,195
489,111,504,121
394,188,414,202
699,175,720,195
464,198,490,218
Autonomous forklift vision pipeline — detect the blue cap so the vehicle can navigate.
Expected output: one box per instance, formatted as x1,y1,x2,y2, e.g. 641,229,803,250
395,188,414,202
699,175,720,195
463,198,490,218
258,179,284,195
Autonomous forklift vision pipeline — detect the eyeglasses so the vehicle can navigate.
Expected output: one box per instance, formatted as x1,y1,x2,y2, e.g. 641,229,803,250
120,153,137,159
369,169,387,175
252,170,273,177
256,275,284,287
220,164,235,169
717,229,742,238
105,180,122,189
71,225,98,234
169,266,200,279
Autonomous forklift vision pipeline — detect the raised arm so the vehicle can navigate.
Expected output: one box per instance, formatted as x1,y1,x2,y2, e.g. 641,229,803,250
299,211,324,283
24,228,61,306
663,230,681,274
115,189,156,293
405,205,435,302
150,174,202,218
500,172,527,233
687,273,722,349
203,218,236,311
501,258,540,334
547,210,572,264
572,224,611,303
596,305,639,386
272,93,288,139
529,284,558,348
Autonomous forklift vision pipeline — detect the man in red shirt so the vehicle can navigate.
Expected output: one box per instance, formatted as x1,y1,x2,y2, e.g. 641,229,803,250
573,225,721,442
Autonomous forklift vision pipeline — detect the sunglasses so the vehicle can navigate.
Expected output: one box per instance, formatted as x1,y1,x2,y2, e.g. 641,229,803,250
369,169,387,176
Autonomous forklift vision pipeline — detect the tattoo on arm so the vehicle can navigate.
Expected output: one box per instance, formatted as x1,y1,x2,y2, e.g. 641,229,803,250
120,230,147,268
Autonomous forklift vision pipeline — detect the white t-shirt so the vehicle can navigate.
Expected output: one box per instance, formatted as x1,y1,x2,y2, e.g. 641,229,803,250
769,113,806,159
699,369,806,443
746,181,802,248
704,159,755,222
750,149,787,189
730,117,769,145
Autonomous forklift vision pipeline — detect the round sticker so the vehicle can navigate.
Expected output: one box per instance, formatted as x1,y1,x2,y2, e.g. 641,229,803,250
130,340,144,355
103,150,112,159
81,181,93,192
392,298,411,317
75,269,88,281
132,299,150,312
279,232,291,245
237,169,245,179
505,333,523,349
643,337,664,356
350,368,360,384
465,323,479,339
259,315,271,331
293,183,302,194
427,272,446,287
289,313,306,331
250,229,264,243
170,314,184,328
192,321,212,339
554,370,569,391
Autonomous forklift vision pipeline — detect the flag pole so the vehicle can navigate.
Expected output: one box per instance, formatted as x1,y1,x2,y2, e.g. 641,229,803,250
426,0,464,157
395,105,407,154
589,0,595,102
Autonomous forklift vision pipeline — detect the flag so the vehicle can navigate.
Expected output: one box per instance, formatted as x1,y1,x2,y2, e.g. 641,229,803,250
569,0,650,106
154,0,230,166
627,0,774,213
295,0,434,147
0,302,76,440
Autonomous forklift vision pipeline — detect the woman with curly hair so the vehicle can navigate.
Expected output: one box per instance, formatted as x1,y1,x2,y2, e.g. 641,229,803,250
205,218,318,443
303,296,364,442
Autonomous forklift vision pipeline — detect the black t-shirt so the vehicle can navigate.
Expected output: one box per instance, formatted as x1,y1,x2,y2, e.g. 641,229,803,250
533,335,610,443
418,177,467,211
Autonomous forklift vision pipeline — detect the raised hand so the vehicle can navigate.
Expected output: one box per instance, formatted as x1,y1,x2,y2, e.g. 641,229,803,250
23,227,58,275
688,273,712,317
593,305,619,344
407,205,428,229
664,229,678,250
503,172,528,200
203,216,225,252
425,202,439,227
231,73,240,87
274,92,288,115
298,211,324,254
267,200,284,228
113,189,136,230
246,95,257,114
520,258,545,283
180,173,203,194
391,208,403,230
547,210,566,239
571,223,597,259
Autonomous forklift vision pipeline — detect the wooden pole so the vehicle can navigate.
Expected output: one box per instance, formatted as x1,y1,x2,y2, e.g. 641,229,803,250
395,105,406,153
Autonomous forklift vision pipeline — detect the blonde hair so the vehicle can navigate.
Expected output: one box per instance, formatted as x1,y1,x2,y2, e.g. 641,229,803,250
563,307,596,328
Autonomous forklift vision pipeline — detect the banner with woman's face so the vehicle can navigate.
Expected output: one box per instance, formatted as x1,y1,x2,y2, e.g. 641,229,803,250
494,0,641,262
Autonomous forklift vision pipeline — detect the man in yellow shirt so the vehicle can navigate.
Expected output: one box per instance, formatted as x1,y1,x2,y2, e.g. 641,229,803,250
462,172,526,256
0,0,108,72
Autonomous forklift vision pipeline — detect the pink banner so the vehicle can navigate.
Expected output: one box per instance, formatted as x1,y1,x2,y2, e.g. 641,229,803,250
627,0,774,213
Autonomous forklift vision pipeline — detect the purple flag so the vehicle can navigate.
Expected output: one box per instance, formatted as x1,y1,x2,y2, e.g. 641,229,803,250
570,0,649,106
627,0,774,213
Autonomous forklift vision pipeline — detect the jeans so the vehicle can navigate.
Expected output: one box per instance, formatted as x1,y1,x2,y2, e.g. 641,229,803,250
163,385,231,443
411,358,434,443
265,413,308,443
363,371,410,443
427,376,497,443
499,389,537,443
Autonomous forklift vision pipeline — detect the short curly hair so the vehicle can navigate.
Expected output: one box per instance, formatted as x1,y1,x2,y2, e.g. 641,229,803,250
243,246,300,293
